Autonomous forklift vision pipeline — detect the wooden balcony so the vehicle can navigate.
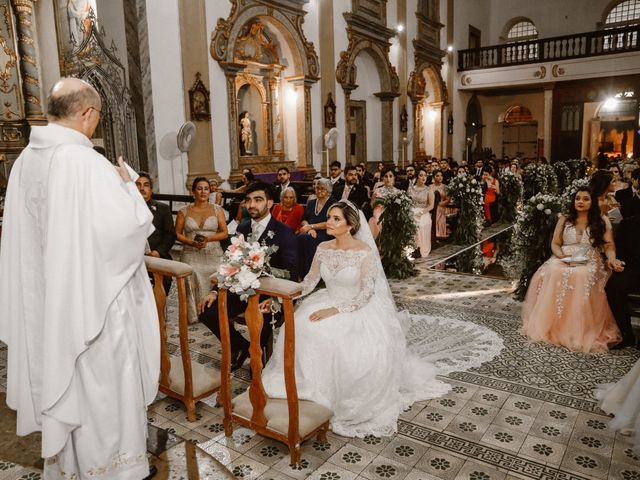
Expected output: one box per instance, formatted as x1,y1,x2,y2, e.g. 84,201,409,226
458,24,640,72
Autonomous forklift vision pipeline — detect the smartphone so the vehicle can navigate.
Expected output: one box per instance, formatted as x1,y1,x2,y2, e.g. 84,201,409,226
194,234,205,243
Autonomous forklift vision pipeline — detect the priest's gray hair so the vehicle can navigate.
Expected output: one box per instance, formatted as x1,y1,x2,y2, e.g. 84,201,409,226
328,200,361,235
47,79,101,119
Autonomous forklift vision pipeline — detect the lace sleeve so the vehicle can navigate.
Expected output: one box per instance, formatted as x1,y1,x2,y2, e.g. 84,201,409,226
299,248,322,296
335,250,375,313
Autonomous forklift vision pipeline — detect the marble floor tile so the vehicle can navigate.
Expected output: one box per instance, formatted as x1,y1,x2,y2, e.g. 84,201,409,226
359,455,412,480
429,396,469,415
217,427,266,454
491,408,535,435
226,455,270,480
327,445,378,475
349,435,393,455
517,435,567,466
453,460,507,480
301,434,349,461
528,419,574,445
271,453,324,480
258,468,297,480
456,402,500,424
559,446,611,480
607,461,640,480
413,406,457,432
478,425,527,454
197,439,242,466
444,415,492,443
378,438,430,468
469,389,509,409
414,447,466,480
245,439,290,467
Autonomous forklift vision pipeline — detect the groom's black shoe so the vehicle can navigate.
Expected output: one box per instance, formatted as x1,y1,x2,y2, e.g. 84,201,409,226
231,348,250,371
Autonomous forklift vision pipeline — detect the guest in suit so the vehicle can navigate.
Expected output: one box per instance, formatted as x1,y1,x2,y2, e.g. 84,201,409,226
615,168,640,219
136,172,176,294
473,159,485,180
198,182,298,370
398,164,417,191
356,162,375,189
333,165,370,210
329,160,345,188
274,166,299,200
606,213,640,349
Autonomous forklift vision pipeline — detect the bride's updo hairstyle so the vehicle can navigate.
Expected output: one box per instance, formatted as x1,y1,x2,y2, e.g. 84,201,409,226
328,201,361,235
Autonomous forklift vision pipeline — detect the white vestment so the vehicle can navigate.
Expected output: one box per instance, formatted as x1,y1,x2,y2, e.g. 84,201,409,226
0,123,160,479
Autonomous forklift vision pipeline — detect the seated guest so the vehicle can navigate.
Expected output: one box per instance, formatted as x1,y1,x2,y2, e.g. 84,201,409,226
611,164,628,191
298,178,336,277
198,182,298,370
473,159,485,180
272,186,304,233
615,168,640,219
605,213,640,348
408,168,434,257
329,160,345,188
208,178,223,206
398,164,417,191
333,164,370,210
439,158,455,184
521,188,622,352
482,166,500,224
136,172,176,294
591,169,617,216
274,166,298,200
356,162,374,189
368,167,401,239
176,177,229,323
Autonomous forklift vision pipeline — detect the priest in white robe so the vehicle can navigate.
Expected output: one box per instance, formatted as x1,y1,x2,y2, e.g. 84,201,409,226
0,78,160,479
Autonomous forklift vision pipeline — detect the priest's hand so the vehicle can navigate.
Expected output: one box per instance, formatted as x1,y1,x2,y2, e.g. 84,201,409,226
198,291,218,314
309,307,338,321
116,156,133,183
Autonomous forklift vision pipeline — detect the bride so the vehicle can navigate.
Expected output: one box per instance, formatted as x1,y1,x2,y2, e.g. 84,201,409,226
261,200,502,437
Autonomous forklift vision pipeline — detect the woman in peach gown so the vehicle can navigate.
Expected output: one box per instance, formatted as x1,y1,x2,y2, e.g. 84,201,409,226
521,188,623,353
368,168,400,239
408,168,434,257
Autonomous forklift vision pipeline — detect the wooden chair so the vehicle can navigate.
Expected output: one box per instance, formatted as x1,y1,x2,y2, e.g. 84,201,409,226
217,277,332,465
145,256,221,421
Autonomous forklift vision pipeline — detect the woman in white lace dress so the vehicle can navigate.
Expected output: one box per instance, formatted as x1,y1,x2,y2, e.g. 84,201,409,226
408,168,434,257
176,177,228,323
262,200,503,437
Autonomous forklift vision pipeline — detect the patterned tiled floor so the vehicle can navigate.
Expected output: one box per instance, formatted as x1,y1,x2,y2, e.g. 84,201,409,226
1,247,640,479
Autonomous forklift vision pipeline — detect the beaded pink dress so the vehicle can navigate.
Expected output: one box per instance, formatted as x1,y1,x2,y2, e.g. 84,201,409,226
521,222,621,353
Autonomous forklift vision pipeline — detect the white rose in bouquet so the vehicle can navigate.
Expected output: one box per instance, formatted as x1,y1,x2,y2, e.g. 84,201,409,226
235,268,260,291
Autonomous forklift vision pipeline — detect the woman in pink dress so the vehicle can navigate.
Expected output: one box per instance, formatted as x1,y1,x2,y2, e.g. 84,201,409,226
521,188,623,353
368,168,400,239
429,170,449,239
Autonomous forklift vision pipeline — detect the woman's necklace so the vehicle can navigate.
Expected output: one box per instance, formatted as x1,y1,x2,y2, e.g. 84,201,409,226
315,198,326,216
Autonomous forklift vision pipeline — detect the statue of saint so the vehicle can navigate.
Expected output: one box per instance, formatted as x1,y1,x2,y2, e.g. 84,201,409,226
240,112,253,155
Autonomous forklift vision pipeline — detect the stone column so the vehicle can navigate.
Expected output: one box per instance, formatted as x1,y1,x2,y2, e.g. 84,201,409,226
178,0,217,184
319,0,336,167
414,99,425,157
289,76,314,171
11,0,45,123
375,92,399,162
543,87,553,161
222,63,244,175
268,76,283,154
342,88,354,167
430,101,444,158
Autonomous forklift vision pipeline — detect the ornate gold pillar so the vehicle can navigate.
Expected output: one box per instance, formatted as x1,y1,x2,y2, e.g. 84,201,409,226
268,75,283,154
222,63,244,174
375,92,399,162
11,0,45,123
414,99,426,158
343,87,355,165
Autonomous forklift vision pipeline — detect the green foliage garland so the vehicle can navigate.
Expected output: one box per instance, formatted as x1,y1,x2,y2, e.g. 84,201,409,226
522,164,559,199
566,158,591,181
511,193,562,300
553,161,572,192
497,171,523,222
377,192,417,279
447,174,484,274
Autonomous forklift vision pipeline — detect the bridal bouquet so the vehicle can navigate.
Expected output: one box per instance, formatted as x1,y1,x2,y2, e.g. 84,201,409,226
216,232,287,301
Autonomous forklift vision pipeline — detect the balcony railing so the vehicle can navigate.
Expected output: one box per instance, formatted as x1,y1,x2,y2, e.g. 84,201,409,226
458,24,640,71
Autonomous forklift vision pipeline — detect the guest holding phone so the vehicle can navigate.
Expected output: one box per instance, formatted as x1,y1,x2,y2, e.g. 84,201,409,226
176,177,228,323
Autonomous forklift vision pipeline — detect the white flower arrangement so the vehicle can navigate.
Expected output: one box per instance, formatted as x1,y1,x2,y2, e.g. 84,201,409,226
216,232,288,301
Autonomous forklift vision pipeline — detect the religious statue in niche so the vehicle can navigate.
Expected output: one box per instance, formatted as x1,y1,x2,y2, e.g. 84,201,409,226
188,72,211,121
240,112,253,155
65,0,93,46
324,92,336,128
400,104,408,133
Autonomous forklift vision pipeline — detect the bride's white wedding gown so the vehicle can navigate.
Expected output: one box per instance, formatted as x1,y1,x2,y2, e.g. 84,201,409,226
262,244,503,437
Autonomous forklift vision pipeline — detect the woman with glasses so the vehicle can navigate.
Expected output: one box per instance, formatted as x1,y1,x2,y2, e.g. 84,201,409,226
297,178,337,277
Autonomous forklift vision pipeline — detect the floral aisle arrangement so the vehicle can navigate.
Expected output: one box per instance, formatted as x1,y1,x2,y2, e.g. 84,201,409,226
447,174,484,274
522,164,559,199
553,161,572,192
566,158,591,181
377,192,417,279
216,233,288,302
497,171,523,222
510,193,562,300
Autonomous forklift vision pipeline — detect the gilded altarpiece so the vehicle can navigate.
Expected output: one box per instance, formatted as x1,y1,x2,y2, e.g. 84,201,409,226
0,0,27,155
211,0,319,179
53,4,139,169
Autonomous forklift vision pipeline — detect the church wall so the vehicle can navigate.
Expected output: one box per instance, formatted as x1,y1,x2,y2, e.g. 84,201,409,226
95,0,129,77
333,0,352,167
476,91,544,158
34,0,61,103
351,52,383,163
146,0,188,194
302,0,323,173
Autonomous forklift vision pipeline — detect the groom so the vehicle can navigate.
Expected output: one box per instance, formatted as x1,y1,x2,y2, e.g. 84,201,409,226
198,181,298,370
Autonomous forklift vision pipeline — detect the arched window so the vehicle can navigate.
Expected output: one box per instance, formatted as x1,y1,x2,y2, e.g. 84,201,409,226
506,20,538,42
603,0,639,49
503,19,538,62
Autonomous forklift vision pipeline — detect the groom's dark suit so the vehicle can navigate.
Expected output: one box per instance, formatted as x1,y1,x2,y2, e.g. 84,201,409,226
199,215,298,355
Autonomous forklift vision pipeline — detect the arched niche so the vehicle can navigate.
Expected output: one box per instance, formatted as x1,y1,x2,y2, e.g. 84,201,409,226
211,1,319,179
407,63,447,160
336,38,400,163
465,94,483,162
